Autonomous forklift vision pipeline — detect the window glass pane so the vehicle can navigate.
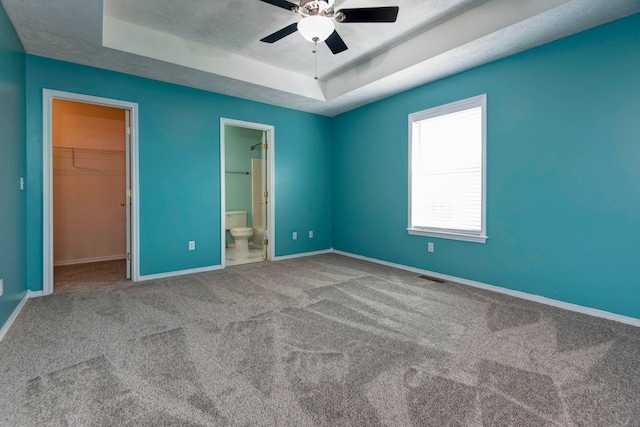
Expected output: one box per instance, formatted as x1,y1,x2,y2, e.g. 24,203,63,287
410,98,484,235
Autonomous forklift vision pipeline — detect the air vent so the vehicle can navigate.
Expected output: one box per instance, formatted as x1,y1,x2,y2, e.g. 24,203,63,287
418,275,446,283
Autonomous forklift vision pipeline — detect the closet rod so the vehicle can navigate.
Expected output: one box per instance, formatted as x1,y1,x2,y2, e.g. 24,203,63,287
52,145,125,155
225,171,249,175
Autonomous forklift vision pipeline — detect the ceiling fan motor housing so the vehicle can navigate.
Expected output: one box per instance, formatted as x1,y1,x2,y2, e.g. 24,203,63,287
297,0,341,20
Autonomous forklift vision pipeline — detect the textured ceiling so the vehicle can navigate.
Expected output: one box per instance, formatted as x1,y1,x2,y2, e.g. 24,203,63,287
105,0,482,79
3,0,640,116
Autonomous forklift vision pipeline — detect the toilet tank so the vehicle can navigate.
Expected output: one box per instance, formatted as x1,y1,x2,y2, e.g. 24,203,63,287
225,211,247,230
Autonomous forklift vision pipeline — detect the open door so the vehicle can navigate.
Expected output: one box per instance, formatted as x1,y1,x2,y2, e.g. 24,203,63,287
125,110,132,279
261,131,269,260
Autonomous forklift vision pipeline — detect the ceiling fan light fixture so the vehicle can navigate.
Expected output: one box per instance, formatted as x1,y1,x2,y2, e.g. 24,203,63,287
297,16,335,42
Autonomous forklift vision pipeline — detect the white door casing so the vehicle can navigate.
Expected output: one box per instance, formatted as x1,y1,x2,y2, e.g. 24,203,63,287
42,89,140,294
220,118,275,268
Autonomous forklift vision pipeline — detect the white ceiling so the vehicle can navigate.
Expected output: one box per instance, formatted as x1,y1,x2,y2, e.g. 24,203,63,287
3,0,639,116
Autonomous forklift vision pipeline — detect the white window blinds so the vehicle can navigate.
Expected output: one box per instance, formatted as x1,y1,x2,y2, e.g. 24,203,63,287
409,95,486,242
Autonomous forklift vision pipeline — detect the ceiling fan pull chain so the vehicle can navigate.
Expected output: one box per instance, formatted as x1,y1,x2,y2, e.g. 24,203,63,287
313,39,318,80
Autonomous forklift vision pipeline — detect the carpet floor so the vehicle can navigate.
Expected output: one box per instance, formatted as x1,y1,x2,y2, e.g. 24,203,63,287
1,254,639,426
54,260,133,293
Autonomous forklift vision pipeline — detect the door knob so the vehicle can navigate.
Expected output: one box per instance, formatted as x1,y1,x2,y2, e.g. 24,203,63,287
121,202,126,206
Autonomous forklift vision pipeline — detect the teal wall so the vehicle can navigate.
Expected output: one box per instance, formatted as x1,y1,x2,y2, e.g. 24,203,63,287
3,10,638,333
224,125,263,230
25,56,333,287
333,14,640,318
0,4,27,327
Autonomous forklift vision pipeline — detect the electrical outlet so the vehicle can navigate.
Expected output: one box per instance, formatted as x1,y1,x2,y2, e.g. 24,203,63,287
0,279,3,297
20,177,25,191
188,241,196,251
293,232,297,240
309,230,314,238
428,242,434,253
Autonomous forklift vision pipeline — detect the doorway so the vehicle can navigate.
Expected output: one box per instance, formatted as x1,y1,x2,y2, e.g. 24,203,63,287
43,90,140,294
221,119,275,267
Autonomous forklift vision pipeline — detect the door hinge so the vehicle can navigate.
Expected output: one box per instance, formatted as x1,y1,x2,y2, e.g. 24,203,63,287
263,143,268,150
264,191,268,198
126,189,131,198
126,127,131,135
264,239,268,246
126,252,131,260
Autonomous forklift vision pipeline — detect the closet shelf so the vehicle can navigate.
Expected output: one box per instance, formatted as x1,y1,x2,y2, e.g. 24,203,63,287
53,145,125,155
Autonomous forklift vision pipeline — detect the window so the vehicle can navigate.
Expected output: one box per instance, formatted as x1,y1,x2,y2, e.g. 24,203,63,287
408,94,487,243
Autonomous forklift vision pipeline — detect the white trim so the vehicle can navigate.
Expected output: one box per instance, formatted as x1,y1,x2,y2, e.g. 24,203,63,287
408,94,487,244
273,249,333,261
407,228,488,243
0,291,49,342
332,250,640,328
28,291,45,298
138,264,222,281
220,118,276,269
0,293,30,342
53,255,126,267
42,89,141,296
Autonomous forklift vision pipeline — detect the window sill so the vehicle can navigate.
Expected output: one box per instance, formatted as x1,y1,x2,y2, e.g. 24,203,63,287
407,228,487,244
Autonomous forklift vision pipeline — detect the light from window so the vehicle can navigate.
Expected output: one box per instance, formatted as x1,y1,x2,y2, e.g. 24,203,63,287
408,95,487,243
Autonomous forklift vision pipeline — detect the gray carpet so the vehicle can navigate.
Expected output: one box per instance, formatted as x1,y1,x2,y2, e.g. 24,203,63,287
1,254,639,426
54,259,133,293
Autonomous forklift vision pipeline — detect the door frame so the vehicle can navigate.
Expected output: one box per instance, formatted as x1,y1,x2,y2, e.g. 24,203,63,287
220,118,275,268
42,89,140,294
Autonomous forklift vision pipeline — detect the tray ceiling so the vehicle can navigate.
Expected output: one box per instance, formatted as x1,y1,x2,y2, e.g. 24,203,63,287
3,0,639,116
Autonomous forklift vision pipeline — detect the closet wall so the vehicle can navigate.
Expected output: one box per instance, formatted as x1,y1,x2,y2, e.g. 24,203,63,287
53,100,126,265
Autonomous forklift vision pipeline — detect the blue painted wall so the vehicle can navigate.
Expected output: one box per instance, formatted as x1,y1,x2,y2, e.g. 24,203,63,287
333,14,640,318
25,56,333,287
224,125,263,229
0,4,27,328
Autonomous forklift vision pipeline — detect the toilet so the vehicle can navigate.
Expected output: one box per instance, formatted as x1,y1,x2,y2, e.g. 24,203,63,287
225,211,253,252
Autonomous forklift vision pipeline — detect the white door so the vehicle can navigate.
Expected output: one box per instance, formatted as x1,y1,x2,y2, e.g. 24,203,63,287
125,110,132,279
262,131,268,260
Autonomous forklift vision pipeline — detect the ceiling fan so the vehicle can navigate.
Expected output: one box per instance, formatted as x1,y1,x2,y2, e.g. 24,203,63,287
259,0,400,54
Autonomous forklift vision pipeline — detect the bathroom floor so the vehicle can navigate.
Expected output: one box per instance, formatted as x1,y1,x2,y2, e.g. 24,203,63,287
225,246,264,266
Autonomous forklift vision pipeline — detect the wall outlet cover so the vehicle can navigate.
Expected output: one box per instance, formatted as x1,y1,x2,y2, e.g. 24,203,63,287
189,241,196,251
0,279,3,297
309,230,314,238
293,232,298,240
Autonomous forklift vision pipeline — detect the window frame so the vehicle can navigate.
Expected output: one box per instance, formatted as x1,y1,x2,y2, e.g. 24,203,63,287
407,94,488,244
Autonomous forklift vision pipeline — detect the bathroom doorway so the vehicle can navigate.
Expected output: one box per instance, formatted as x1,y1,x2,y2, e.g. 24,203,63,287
42,90,140,295
220,119,275,267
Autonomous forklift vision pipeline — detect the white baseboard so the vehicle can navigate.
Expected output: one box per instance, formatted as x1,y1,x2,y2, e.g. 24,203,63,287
0,290,48,342
273,249,333,261
54,254,126,267
0,292,30,342
138,264,222,282
332,250,640,328
28,290,45,298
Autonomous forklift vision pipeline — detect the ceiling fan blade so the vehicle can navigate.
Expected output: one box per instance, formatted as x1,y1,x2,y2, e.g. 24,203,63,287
338,6,399,23
260,23,299,43
325,30,348,54
258,0,298,11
